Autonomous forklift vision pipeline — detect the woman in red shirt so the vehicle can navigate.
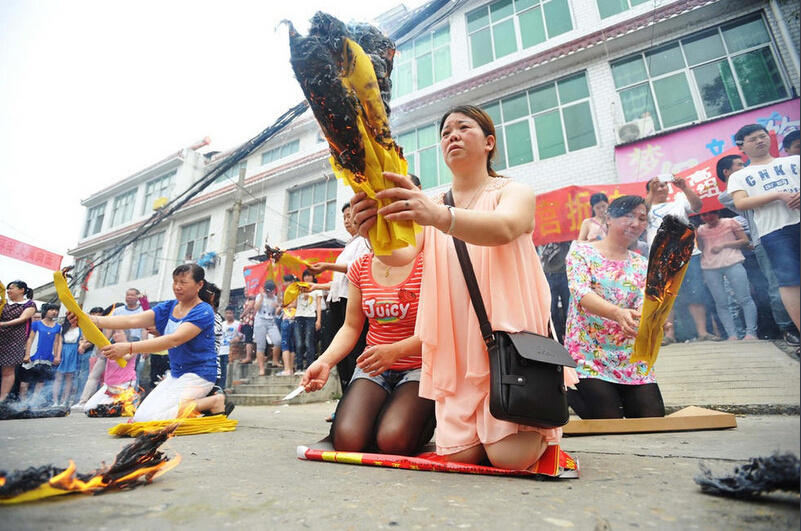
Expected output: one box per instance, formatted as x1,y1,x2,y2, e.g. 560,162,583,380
302,251,434,454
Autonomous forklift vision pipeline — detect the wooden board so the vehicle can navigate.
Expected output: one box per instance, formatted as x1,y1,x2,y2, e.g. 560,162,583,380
563,406,737,435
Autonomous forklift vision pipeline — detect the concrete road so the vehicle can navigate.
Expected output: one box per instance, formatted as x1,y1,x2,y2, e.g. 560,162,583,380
1,404,798,530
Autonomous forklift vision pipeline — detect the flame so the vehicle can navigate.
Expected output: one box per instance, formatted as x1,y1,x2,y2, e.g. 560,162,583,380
86,386,140,417
0,425,181,504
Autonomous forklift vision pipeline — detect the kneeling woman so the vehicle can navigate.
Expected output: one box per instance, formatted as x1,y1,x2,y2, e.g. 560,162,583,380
565,195,665,419
68,264,223,421
302,251,435,455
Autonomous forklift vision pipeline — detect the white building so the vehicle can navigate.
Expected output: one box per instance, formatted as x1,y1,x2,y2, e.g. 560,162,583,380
66,0,799,309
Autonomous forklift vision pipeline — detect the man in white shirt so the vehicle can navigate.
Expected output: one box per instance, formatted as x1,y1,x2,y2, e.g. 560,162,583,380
645,175,714,344
308,203,370,390
727,123,800,336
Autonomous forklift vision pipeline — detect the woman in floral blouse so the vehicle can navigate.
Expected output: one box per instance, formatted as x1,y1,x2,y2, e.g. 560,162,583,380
564,195,665,419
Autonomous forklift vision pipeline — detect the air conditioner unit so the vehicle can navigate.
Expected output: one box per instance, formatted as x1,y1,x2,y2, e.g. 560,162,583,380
616,115,656,144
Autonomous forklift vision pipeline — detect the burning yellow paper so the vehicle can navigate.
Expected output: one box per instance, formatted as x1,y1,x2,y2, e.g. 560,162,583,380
53,269,126,368
631,216,695,369
288,14,418,256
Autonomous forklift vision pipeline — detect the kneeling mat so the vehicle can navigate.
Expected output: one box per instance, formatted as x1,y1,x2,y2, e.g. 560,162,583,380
297,441,579,479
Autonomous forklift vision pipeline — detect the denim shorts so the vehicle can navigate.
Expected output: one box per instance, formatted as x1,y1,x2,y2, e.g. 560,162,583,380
760,223,800,287
350,366,422,393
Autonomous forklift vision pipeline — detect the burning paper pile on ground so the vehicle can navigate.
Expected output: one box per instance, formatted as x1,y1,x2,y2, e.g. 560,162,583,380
86,386,140,418
287,12,416,255
0,424,180,504
0,403,69,421
632,215,696,369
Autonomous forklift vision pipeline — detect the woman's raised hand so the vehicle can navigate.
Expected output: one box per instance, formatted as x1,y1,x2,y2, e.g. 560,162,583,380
301,359,330,392
376,172,448,229
66,311,79,328
613,308,641,338
350,192,379,239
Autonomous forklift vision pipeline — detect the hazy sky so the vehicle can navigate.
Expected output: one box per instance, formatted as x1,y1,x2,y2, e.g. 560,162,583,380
0,0,427,291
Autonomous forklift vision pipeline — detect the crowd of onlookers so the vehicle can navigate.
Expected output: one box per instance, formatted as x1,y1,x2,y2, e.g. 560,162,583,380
542,128,801,351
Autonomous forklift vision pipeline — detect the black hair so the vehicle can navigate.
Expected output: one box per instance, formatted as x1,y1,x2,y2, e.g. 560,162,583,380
408,173,422,189
734,124,769,146
40,303,60,318
172,263,209,301
341,203,351,213
607,195,646,219
782,130,800,152
203,282,221,308
104,303,123,316
89,306,105,314
715,154,743,183
301,269,317,283
8,280,33,299
126,287,141,295
264,280,277,292
282,274,297,282
590,192,609,208
225,305,236,313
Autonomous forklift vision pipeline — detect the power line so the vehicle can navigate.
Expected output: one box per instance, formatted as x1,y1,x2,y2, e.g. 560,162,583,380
66,100,309,297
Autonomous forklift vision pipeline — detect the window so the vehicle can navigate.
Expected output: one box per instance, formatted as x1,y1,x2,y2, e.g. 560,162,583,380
611,14,788,133
392,26,452,98
110,189,136,227
97,251,122,288
83,203,106,238
597,0,649,19
261,139,300,166
142,171,175,215
129,231,164,280
481,71,596,168
396,125,451,189
467,0,572,68
214,161,247,184
178,219,210,262
286,179,337,240
236,201,265,253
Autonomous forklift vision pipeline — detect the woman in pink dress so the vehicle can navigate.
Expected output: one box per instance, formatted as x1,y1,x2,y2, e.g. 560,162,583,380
351,105,577,470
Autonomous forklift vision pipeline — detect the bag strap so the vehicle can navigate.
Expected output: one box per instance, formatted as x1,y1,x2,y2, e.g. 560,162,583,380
445,190,560,346
444,190,495,348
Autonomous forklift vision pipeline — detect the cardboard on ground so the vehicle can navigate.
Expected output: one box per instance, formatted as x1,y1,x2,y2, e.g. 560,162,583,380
563,406,736,435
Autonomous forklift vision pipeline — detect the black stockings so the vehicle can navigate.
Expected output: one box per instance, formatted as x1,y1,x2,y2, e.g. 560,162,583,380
331,379,435,455
568,379,665,419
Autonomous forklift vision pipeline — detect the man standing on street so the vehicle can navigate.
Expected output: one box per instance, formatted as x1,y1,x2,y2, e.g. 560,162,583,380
717,153,800,347
726,124,800,344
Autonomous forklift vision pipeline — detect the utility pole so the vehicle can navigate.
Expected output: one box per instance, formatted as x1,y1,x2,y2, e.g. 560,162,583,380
219,165,246,311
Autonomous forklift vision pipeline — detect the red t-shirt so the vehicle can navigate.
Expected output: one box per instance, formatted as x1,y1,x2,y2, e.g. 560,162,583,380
346,253,423,371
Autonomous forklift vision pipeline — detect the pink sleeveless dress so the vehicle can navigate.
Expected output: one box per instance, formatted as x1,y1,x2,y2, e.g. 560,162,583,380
416,179,578,455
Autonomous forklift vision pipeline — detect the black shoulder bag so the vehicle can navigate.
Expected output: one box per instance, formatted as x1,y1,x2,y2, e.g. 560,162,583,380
445,190,577,428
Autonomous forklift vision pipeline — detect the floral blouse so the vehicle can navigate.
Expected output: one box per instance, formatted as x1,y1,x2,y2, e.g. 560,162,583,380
564,242,654,385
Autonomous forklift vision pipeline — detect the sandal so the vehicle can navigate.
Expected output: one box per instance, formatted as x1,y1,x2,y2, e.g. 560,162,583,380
698,334,723,342
661,336,676,346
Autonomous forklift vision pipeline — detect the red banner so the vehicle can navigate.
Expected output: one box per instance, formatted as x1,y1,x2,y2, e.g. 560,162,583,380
242,248,343,297
0,234,63,270
532,147,740,245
